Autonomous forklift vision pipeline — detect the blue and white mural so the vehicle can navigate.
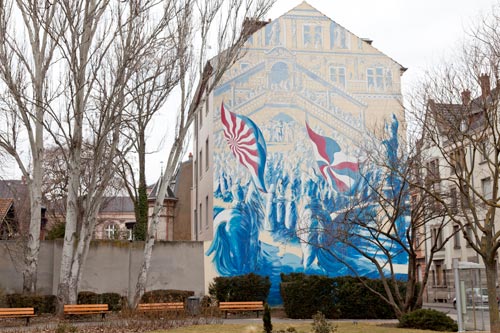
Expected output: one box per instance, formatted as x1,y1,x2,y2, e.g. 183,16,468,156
205,2,408,305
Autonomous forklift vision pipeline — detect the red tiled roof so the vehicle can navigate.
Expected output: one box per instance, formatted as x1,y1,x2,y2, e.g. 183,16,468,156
0,198,13,222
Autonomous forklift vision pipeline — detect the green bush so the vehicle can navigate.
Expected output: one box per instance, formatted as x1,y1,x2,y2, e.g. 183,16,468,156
312,311,337,333
263,303,272,333
100,293,123,311
77,291,123,311
140,289,194,303
398,309,458,332
6,294,57,314
333,276,399,319
77,291,100,304
46,222,65,240
280,274,338,319
280,274,401,319
208,273,271,302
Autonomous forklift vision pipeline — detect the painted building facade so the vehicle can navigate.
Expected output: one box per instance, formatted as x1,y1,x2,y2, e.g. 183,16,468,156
192,2,408,304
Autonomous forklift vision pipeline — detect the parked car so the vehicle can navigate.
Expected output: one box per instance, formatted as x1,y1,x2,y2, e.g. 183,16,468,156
453,288,498,308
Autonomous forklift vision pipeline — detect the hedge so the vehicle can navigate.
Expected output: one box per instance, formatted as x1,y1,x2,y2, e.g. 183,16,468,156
208,273,271,302
77,291,123,311
6,294,57,314
280,274,405,319
140,289,194,303
399,309,458,331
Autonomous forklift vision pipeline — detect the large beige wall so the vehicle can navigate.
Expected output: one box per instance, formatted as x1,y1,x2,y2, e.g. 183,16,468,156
0,240,205,297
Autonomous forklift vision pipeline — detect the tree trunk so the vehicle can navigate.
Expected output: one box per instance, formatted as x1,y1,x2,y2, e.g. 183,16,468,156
23,167,42,293
485,256,500,333
134,133,148,241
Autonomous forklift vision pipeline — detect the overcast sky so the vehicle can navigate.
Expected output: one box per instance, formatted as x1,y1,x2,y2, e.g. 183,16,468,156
2,0,498,185
142,0,500,184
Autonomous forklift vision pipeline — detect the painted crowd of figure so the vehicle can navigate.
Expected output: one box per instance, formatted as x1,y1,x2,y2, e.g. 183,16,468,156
207,105,409,304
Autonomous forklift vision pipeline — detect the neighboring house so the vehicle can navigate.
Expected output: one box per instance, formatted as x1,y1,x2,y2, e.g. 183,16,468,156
147,180,177,241
172,154,193,240
419,75,500,302
0,179,46,239
0,198,16,239
94,196,136,240
192,2,406,303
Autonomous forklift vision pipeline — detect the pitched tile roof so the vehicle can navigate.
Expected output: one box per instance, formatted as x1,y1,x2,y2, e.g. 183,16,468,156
0,198,13,222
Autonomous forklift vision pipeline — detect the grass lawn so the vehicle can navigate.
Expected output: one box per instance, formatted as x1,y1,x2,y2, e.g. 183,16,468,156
152,321,440,333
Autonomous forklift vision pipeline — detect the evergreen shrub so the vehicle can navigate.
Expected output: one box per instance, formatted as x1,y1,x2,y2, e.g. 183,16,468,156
208,273,271,302
398,309,458,331
140,289,194,303
6,293,57,314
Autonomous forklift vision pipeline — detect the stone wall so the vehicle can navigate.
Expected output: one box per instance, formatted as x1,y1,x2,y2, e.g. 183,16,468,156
0,240,205,299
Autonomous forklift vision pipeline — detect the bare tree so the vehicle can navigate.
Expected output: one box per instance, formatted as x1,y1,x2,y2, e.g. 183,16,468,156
117,26,181,241
409,6,500,331
0,0,59,292
131,0,275,307
295,119,454,319
32,0,178,308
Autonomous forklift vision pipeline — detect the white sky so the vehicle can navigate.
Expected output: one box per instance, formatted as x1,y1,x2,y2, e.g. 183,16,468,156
145,0,500,184
2,0,498,186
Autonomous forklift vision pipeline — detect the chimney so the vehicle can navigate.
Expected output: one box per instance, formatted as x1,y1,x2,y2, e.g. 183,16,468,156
479,74,490,99
188,152,193,161
461,89,471,105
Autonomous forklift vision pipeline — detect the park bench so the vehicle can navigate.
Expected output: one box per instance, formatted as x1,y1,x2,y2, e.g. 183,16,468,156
0,307,35,325
219,301,264,318
63,304,109,319
137,302,185,316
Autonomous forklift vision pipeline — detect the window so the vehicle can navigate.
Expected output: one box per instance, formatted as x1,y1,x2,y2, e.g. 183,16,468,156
453,225,461,249
431,227,443,249
465,225,473,247
199,150,203,178
198,107,203,128
303,25,311,46
426,159,440,182
367,67,391,90
450,148,465,175
434,260,445,286
481,177,492,200
205,138,209,170
314,26,322,48
105,223,118,239
450,187,458,214
480,140,488,162
205,196,209,226
461,183,471,208
205,85,209,117
329,66,346,87
199,203,202,228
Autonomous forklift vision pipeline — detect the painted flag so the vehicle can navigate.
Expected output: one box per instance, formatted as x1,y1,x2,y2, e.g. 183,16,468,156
221,103,267,193
305,122,359,194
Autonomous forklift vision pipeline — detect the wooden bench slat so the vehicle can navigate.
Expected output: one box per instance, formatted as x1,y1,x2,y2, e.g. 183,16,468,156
0,308,35,326
218,301,264,318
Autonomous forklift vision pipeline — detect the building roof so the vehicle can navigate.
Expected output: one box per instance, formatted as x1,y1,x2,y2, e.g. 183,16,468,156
100,196,135,213
0,198,13,222
0,180,27,201
147,178,176,201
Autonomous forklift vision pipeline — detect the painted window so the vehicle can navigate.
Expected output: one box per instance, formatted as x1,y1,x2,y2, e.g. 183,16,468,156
329,66,346,87
367,67,391,90
314,26,322,48
303,25,311,46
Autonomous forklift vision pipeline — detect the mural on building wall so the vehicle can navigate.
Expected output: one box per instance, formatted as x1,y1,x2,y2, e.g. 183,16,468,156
205,3,409,304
